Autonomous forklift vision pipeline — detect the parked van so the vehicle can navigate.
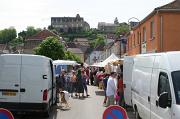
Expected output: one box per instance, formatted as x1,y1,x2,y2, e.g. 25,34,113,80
0,54,56,117
124,51,180,119
123,56,134,107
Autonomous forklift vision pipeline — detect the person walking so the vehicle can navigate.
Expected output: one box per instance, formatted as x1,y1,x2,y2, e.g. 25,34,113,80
82,71,90,97
90,68,94,85
70,70,77,97
57,69,66,91
76,69,84,98
85,67,90,85
103,73,109,106
117,73,124,106
106,72,117,107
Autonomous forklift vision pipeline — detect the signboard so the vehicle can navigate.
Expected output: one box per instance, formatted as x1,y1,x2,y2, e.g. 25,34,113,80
0,108,14,119
103,105,128,119
141,43,146,54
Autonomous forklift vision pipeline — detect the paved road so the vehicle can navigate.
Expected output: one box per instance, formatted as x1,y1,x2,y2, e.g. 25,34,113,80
15,86,135,119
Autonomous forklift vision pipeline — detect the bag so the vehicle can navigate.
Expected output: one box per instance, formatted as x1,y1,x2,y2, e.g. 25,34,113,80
115,92,120,100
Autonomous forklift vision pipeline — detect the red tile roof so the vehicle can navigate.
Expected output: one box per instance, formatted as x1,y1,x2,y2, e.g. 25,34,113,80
26,29,58,41
157,0,180,10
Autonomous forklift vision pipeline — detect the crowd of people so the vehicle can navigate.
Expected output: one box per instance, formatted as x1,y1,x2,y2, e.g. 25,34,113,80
56,64,124,108
56,65,90,100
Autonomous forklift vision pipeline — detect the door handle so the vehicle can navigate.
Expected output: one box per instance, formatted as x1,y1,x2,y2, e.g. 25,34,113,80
156,100,159,107
14,84,19,87
20,88,26,92
43,75,47,79
148,96,150,102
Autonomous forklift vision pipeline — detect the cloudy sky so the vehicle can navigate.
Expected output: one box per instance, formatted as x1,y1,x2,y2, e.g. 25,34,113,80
0,0,172,32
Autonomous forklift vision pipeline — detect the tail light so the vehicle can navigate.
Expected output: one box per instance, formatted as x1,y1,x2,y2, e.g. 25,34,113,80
43,89,48,101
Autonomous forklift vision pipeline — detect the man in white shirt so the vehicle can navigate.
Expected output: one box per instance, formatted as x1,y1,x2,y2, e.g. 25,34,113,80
106,72,117,107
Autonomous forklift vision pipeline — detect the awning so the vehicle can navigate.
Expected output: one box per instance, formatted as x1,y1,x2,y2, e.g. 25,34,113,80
53,60,79,66
99,53,120,67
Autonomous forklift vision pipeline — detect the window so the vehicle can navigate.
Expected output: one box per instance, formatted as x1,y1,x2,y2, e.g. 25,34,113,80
133,34,135,47
171,71,180,104
137,32,139,45
139,32,141,44
143,27,146,42
150,21,155,39
158,72,171,99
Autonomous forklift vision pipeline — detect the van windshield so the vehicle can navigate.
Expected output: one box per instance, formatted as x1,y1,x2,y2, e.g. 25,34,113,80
172,71,180,104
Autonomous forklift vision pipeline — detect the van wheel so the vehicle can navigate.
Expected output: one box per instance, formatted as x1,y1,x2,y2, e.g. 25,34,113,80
43,103,51,117
135,108,141,119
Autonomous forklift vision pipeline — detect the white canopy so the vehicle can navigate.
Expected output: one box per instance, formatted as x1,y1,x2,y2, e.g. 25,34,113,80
53,60,79,66
99,53,120,67
90,62,104,67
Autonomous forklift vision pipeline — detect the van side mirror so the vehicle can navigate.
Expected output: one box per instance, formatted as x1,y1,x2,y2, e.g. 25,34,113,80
158,92,168,108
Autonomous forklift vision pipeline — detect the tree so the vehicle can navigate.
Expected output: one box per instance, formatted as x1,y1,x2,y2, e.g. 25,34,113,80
90,34,105,48
34,36,65,60
114,17,119,25
115,22,130,36
18,26,41,40
64,51,81,63
9,37,24,48
0,27,17,44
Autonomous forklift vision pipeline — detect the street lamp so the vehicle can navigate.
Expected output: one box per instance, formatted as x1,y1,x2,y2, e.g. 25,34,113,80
127,17,141,53
128,17,140,30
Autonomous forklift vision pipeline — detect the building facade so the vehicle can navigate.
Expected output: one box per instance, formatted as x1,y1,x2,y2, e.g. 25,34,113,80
51,14,90,33
24,29,62,54
98,22,118,33
127,0,180,56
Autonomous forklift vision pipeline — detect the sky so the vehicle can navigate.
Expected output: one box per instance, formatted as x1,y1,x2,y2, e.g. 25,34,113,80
0,0,173,33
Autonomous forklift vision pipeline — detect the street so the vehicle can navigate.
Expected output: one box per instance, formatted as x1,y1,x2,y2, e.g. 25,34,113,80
15,86,135,119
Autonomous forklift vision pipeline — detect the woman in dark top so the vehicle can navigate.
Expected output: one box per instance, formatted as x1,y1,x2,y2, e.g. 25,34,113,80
77,69,84,98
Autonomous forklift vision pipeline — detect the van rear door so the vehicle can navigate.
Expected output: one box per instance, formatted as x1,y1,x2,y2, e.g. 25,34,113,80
0,55,21,102
123,56,134,106
20,56,44,103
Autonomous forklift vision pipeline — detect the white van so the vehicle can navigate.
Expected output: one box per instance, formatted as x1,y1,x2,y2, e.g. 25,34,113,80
124,51,180,119
123,56,134,107
0,54,56,117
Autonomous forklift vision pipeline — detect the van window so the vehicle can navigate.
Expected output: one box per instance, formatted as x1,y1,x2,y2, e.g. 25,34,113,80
158,72,171,99
172,71,180,104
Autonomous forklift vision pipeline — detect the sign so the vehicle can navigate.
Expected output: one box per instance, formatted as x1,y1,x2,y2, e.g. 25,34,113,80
0,108,14,119
141,43,147,54
103,106,128,119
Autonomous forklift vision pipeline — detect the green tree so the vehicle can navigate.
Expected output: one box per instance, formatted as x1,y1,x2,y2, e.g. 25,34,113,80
18,26,41,40
64,51,81,63
9,37,24,48
115,22,130,36
90,34,105,48
0,27,17,44
34,36,65,60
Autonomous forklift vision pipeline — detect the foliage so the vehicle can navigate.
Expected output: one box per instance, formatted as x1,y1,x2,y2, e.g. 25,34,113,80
18,26,41,40
0,27,17,44
34,36,65,60
115,22,130,36
89,34,105,48
9,37,24,48
64,51,81,63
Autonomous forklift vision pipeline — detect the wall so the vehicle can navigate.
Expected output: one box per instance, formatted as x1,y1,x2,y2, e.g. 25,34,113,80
161,12,180,52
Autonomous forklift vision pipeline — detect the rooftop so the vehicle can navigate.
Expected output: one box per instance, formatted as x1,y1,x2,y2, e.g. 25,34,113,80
27,29,58,41
94,45,104,51
156,0,180,10
66,42,77,48
67,48,84,54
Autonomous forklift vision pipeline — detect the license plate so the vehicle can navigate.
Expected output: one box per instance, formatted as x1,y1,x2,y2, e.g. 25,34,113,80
2,92,16,96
